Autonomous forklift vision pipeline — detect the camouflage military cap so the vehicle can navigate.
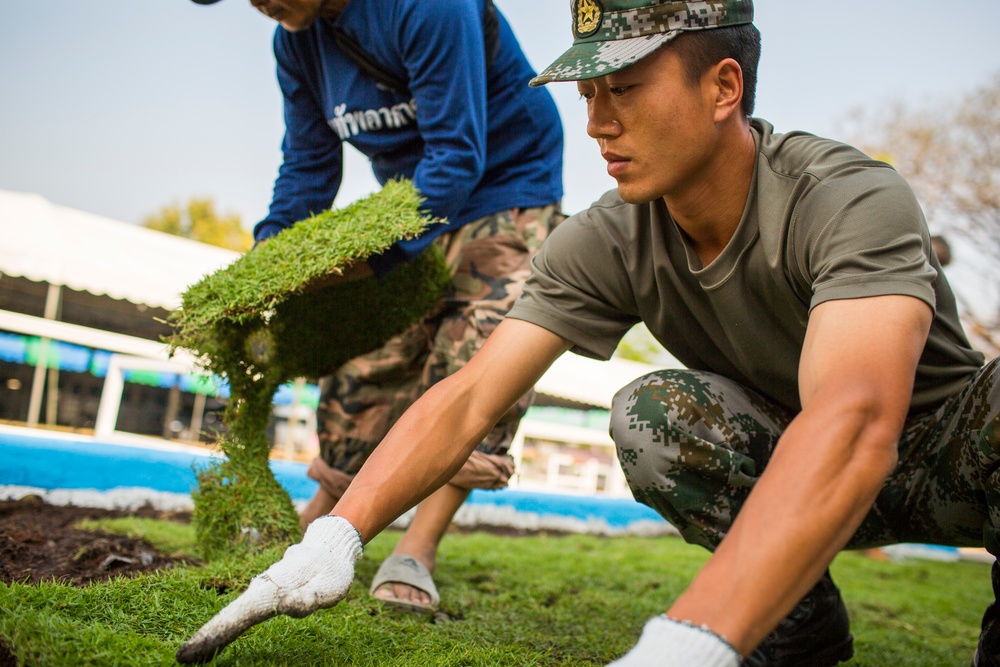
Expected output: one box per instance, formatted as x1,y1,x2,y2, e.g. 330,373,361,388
529,0,753,87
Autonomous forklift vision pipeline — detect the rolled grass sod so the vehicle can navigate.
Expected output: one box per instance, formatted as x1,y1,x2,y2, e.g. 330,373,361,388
165,180,451,559
0,516,991,666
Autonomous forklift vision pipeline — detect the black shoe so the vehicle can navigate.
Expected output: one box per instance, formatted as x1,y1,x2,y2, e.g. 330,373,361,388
973,561,1000,667
742,570,854,667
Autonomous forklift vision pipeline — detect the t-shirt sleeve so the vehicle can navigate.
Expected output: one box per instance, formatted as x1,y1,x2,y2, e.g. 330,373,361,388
507,209,640,360
795,165,937,312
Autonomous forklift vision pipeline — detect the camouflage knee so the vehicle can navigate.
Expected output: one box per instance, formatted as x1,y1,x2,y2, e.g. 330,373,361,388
966,358,1000,554
610,369,790,549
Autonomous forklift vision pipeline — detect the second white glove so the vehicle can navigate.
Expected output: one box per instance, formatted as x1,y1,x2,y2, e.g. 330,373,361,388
607,615,741,667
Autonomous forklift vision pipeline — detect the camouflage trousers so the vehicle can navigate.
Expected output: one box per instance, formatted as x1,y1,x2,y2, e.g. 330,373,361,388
610,358,1000,554
315,204,564,480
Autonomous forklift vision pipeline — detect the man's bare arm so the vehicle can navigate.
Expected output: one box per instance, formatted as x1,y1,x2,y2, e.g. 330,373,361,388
667,294,932,655
333,317,572,542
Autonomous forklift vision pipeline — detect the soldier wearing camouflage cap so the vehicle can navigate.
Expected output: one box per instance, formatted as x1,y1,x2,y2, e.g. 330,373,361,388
178,1,1000,665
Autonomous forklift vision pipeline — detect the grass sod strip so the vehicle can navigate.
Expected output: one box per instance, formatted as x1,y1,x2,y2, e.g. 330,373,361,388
0,522,991,666
165,179,451,559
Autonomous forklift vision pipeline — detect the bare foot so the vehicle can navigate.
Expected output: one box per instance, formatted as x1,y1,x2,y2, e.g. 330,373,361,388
373,580,433,606
370,484,468,609
372,552,437,607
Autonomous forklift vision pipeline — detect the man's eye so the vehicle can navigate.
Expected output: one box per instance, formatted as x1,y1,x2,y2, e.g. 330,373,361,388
578,92,594,101
609,86,630,96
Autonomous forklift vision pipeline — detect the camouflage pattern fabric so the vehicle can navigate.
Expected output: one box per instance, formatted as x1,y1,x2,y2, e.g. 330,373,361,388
316,205,564,477
530,0,753,86
610,359,1000,554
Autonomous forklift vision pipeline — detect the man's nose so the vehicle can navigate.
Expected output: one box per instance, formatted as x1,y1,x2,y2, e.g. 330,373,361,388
587,99,621,140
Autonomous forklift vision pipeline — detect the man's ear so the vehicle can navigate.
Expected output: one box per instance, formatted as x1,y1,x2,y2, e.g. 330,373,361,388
712,58,744,122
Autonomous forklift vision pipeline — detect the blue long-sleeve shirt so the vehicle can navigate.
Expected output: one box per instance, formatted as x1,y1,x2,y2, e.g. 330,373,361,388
256,0,565,276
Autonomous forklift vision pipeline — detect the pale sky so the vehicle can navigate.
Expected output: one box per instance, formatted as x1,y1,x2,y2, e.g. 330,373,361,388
3,1,999,235
2,1,997,634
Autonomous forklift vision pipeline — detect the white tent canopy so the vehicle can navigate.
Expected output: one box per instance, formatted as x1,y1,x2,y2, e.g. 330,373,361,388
0,189,238,311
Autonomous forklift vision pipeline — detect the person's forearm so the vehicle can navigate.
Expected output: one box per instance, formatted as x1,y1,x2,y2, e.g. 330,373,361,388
667,394,899,655
331,318,571,544
333,377,491,541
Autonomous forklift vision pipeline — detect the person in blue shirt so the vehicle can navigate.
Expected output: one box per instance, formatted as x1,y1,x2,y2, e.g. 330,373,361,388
190,0,564,615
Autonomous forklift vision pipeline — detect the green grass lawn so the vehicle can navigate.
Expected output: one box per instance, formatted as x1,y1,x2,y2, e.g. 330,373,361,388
0,518,991,666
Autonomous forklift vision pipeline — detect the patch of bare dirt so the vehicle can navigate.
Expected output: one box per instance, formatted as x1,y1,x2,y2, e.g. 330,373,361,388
0,496,197,587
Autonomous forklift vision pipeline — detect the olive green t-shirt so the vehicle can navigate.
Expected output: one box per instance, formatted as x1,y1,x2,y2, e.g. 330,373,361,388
508,119,983,412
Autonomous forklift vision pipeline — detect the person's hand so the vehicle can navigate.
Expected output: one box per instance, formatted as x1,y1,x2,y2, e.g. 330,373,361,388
607,616,741,667
175,515,363,664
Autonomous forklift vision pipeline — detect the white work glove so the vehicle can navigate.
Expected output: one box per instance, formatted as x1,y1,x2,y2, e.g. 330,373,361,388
176,515,363,664
607,615,741,667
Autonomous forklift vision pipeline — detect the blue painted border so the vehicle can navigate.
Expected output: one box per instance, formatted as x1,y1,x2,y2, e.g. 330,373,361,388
0,430,665,529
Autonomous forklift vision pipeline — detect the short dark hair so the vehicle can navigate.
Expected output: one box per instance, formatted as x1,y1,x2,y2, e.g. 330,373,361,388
669,24,761,117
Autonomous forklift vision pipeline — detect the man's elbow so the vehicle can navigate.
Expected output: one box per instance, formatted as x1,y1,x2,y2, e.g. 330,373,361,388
850,401,904,483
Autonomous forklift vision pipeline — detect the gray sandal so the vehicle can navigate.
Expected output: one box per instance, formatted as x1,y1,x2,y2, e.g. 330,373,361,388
369,554,440,614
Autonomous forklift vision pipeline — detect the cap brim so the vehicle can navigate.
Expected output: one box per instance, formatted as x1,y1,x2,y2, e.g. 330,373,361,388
529,31,678,87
